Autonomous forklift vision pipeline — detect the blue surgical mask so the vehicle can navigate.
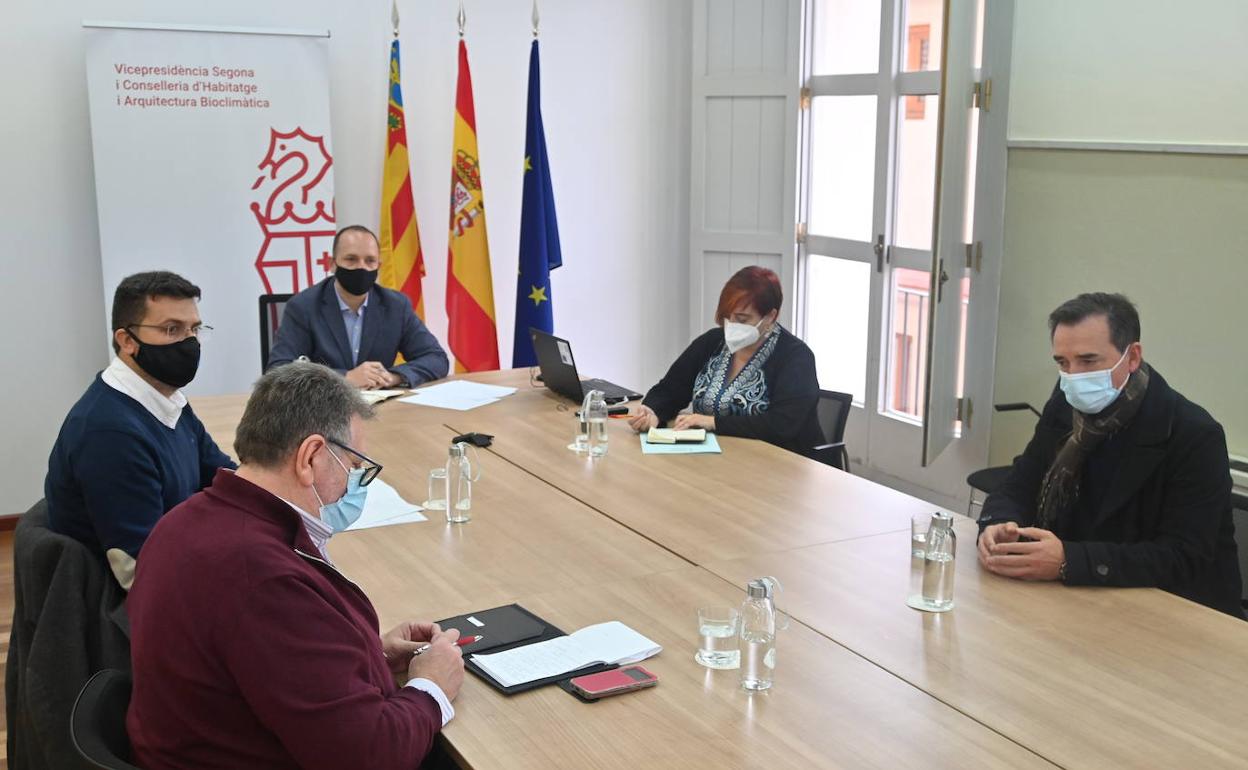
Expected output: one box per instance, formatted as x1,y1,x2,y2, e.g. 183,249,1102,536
1059,348,1131,415
311,448,369,533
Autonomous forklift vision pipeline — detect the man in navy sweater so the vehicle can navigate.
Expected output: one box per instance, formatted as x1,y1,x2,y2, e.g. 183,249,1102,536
45,271,235,589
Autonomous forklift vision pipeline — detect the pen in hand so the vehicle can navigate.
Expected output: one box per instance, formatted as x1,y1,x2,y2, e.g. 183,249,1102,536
412,635,483,656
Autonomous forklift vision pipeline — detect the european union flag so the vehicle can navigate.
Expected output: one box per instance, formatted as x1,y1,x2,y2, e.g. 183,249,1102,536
512,40,562,367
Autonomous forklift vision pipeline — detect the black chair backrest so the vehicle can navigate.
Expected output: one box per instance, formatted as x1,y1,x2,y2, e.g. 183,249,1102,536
813,390,853,470
71,669,141,770
816,390,852,446
1232,492,1248,609
258,293,293,372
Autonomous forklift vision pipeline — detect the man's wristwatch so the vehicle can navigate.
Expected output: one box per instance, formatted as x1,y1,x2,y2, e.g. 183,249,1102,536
1058,560,1068,582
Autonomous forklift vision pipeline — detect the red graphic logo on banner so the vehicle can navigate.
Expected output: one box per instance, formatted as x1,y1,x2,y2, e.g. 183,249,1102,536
251,127,336,294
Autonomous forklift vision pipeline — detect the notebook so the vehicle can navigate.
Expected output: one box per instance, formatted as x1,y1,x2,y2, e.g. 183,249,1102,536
358,389,407,406
639,433,722,455
437,604,547,656
645,427,707,444
471,621,662,688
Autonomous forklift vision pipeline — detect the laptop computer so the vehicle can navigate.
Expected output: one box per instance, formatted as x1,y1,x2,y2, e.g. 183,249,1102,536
529,328,643,404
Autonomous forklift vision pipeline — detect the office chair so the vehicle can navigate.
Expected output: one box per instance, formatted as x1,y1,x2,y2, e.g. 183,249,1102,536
965,402,1042,517
258,293,293,372
1232,490,1248,611
70,669,141,770
812,390,853,472
8,501,131,768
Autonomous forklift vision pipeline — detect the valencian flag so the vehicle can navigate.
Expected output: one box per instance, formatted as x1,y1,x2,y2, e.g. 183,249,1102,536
378,38,427,319
512,40,562,367
445,40,499,372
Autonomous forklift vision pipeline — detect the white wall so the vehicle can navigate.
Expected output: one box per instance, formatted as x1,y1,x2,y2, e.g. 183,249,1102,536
0,0,691,514
1009,0,1248,145
990,1,1248,466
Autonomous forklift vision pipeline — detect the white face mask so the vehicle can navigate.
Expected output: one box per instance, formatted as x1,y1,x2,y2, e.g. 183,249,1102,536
724,318,765,354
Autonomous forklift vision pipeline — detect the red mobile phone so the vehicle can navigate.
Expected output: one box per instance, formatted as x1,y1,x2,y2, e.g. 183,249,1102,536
568,665,659,699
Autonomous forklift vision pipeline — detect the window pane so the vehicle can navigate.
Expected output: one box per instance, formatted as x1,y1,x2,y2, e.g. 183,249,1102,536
963,106,980,243
955,276,970,400
902,0,943,73
972,0,985,70
954,275,970,433
885,268,930,420
893,94,938,250
885,270,971,423
805,255,869,403
812,0,881,75
809,96,877,242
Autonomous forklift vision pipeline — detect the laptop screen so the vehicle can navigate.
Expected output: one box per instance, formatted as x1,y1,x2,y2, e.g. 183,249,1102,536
529,328,585,402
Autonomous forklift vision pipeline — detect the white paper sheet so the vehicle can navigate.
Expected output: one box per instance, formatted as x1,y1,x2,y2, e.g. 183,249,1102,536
471,621,662,687
345,478,427,530
397,380,518,411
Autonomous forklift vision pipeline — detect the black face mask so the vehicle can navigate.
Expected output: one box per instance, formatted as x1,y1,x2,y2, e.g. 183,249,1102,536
335,266,378,297
130,334,201,389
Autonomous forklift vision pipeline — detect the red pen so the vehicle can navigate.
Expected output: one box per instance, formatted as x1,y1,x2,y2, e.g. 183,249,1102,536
412,634,483,657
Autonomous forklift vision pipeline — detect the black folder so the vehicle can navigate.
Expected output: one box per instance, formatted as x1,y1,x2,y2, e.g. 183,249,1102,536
436,603,615,695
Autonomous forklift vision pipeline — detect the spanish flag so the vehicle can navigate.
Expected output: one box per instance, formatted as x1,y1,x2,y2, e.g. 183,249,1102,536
378,39,426,319
445,40,499,372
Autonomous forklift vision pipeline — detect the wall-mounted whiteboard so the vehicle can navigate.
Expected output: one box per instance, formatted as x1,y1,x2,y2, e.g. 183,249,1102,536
1008,0,1248,150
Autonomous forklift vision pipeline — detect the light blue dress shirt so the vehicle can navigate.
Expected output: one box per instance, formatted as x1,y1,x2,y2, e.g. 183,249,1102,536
335,289,369,366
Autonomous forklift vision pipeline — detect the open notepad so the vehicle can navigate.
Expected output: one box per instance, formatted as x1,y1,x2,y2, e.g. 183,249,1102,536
358,389,407,406
471,621,661,688
645,427,707,444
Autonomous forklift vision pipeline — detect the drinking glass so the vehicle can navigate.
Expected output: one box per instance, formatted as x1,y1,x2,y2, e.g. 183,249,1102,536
424,468,447,510
695,606,740,669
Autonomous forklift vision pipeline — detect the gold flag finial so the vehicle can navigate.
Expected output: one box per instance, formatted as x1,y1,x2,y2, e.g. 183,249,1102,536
391,0,400,38
458,0,466,38
532,0,540,37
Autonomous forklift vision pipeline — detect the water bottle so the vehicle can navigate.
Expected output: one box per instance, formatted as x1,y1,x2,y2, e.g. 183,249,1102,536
445,441,480,524
920,512,956,611
568,391,592,454
585,390,609,458
739,576,782,691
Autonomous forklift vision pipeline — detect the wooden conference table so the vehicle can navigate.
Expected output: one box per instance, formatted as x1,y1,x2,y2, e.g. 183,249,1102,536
192,370,1248,769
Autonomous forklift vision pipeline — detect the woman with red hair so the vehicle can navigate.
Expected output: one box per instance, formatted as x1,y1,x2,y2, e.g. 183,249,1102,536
629,266,824,457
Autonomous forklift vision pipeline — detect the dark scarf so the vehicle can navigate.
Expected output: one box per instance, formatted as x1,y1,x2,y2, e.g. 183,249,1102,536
1035,362,1151,530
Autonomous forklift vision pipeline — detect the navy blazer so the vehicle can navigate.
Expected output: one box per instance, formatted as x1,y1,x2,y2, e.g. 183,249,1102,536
267,277,449,386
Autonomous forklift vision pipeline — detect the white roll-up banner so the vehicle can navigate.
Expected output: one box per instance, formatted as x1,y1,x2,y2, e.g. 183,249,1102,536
85,23,336,395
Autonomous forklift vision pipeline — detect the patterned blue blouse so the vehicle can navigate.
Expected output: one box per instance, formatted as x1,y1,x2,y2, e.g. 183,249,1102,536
691,328,781,417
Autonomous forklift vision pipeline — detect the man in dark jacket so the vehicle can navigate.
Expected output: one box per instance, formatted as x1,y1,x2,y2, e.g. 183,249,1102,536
266,225,449,388
978,292,1242,618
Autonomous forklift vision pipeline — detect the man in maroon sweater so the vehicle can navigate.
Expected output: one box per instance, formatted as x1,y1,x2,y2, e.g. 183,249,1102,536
127,362,464,769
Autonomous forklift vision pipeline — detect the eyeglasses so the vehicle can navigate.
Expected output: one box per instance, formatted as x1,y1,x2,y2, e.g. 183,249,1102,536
327,438,383,487
126,323,214,343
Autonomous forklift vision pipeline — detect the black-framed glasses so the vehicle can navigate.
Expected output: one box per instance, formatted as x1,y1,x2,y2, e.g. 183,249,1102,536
327,438,383,487
126,322,214,343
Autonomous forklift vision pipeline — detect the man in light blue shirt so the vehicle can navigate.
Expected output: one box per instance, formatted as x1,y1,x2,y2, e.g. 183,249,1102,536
267,225,450,388
336,285,367,367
